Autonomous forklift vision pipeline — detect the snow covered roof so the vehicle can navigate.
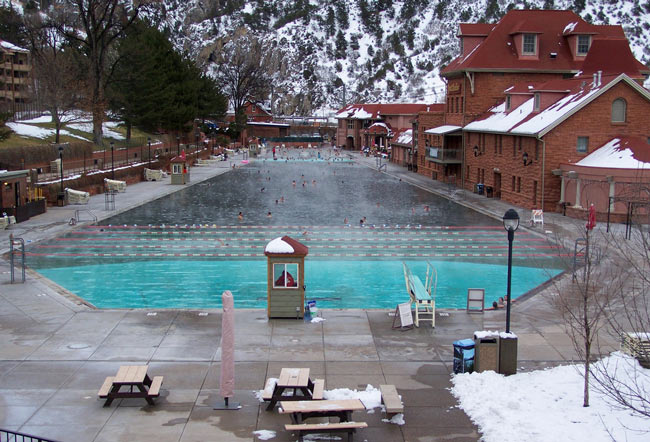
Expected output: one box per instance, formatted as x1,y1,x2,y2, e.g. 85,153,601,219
425,125,462,135
442,9,643,76
335,103,431,120
264,236,308,256
364,122,392,135
392,128,413,146
464,74,650,137
574,137,650,169
0,39,28,53
247,121,290,128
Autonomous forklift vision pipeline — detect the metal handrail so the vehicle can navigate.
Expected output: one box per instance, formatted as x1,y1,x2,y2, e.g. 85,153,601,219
75,209,98,223
0,427,60,441
9,234,25,283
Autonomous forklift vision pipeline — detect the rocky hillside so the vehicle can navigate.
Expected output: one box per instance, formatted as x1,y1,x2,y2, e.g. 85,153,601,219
155,0,649,115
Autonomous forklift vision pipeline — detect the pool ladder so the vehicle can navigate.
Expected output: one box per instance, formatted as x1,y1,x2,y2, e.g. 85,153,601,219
9,234,25,283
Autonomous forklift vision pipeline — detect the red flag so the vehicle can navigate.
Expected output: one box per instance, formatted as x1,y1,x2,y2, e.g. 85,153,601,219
586,203,596,231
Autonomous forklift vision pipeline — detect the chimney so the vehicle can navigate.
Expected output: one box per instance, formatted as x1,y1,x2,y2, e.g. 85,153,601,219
592,73,597,86
597,70,602,86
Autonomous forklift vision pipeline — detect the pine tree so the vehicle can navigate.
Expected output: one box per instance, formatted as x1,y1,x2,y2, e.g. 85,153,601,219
335,30,347,60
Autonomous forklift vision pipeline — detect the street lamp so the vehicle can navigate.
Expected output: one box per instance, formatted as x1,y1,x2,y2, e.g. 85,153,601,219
147,137,152,168
502,208,520,334
110,141,115,180
176,136,180,157
58,145,64,197
195,133,199,160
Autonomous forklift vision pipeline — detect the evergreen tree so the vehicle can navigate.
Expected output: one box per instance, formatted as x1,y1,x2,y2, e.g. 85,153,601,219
326,7,336,37
0,5,28,46
335,29,347,59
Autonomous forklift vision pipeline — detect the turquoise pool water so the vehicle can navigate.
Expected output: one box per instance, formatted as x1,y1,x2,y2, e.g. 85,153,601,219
37,259,562,309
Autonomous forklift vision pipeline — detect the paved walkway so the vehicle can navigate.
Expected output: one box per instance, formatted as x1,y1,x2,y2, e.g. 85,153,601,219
0,149,621,441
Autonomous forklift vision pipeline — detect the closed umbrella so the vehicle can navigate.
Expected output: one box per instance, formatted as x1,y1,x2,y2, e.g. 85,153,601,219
214,290,240,410
586,203,596,231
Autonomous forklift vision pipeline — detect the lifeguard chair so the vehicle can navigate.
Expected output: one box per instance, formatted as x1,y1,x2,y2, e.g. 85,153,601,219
264,236,308,319
170,155,190,185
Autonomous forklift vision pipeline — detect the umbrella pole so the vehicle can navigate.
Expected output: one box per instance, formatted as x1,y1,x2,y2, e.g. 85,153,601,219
214,396,240,410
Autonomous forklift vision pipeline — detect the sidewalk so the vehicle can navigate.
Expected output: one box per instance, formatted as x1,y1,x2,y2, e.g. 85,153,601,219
0,149,620,442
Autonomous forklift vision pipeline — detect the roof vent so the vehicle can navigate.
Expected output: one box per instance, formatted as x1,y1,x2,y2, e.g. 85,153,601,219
549,52,557,59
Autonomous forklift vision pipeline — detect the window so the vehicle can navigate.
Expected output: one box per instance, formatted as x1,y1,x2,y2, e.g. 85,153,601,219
517,177,521,193
522,34,537,55
347,120,354,129
577,35,590,56
534,93,541,111
172,163,182,174
511,176,516,191
577,136,589,153
273,263,299,288
506,95,511,111
612,98,626,123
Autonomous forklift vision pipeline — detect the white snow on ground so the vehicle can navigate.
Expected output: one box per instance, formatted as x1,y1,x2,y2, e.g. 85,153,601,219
310,317,325,323
252,430,276,440
6,122,88,140
67,122,125,140
451,352,650,442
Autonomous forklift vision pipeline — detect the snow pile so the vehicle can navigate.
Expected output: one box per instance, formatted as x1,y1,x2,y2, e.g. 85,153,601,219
252,430,276,440
451,352,650,442
264,237,294,254
473,330,499,339
382,413,405,425
323,384,383,411
311,317,325,323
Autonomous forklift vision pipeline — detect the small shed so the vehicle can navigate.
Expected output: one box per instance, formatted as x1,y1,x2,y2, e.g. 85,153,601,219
170,155,190,185
264,236,309,318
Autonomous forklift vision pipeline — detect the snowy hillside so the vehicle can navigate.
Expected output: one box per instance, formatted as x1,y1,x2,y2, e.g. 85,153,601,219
155,0,650,115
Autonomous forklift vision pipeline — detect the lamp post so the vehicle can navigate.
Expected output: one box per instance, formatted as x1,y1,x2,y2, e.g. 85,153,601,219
195,133,199,161
110,141,115,180
177,136,180,157
502,209,520,333
58,145,64,196
147,137,151,168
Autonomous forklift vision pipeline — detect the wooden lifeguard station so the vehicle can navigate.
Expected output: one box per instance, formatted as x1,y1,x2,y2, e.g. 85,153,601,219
170,155,190,185
264,236,308,318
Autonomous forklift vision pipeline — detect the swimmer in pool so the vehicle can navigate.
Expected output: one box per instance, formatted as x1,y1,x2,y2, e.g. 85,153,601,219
238,212,243,221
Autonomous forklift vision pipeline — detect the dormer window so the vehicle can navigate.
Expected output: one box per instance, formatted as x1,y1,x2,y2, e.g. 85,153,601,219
534,93,540,111
522,34,537,55
577,35,590,56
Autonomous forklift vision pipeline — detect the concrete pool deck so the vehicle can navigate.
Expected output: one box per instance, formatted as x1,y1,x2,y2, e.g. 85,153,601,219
0,149,622,441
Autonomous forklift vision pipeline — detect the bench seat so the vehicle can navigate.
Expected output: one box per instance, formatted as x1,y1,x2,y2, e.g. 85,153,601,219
311,378,325,400
379,384,404,416
148,376,163,397
98,376,115,398
285,421,367,442
261,378,276,401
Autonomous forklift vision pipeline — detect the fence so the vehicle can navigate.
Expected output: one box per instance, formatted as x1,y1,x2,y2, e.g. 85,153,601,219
0,427,59,442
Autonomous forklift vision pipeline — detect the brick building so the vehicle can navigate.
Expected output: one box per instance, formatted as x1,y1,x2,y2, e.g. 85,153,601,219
419,9,649,218
0,40,31,113
335,103,433,151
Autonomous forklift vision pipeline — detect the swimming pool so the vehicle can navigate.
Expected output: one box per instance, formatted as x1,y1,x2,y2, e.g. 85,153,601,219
28,157,566,309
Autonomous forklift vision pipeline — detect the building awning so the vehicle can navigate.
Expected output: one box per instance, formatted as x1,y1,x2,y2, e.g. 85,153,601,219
424,125,462,135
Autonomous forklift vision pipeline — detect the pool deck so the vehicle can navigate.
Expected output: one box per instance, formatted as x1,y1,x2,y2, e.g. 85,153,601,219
0,150,622,441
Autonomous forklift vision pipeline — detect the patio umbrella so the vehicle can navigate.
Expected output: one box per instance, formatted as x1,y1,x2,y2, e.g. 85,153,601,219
586,203,596,231
214,290,240,410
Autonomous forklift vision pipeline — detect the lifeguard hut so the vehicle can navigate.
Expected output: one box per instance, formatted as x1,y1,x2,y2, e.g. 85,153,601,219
170,154,190,185
264,236,308,318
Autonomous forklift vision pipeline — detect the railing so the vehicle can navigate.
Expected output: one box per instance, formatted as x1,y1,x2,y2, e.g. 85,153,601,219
9,234,25,283
425,147,462,163
75,209,97,223
0,428,59,442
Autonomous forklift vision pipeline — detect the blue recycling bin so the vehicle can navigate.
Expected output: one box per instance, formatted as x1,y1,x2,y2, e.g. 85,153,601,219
453,339,475,374
476,183,484,195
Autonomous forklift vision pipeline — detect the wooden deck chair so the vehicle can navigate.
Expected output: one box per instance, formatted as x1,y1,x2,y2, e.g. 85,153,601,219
530,209,544,227
402,262,436,327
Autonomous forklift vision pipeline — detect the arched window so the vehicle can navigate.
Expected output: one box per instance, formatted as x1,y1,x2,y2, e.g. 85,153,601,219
612,98,627,123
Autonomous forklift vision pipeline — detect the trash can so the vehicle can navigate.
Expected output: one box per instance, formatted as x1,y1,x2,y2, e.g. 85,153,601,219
474,331,499,372
476,183,484,195
486,186,493,198
453,339,475,374
498,332,518,375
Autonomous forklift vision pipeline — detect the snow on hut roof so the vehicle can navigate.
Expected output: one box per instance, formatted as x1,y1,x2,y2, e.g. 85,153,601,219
264,236,308,256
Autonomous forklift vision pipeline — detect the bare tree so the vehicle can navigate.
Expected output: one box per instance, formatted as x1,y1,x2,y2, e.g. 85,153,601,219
25,15,85,143
208,31,271,118
48,0,152,144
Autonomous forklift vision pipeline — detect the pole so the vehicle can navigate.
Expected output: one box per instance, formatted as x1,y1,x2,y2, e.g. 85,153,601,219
148,138,151,168
506,228,514,333
59,148,64,196
177,136,180,156
111,142,115,180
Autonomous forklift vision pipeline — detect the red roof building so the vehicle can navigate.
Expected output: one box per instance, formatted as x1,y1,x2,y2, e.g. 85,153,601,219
335,103,434,152
414,9,650,220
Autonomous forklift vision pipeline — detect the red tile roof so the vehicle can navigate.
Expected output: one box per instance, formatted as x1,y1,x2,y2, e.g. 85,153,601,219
336,103,433,119
579,39,649,78
442,9,642,76
458,23,495,36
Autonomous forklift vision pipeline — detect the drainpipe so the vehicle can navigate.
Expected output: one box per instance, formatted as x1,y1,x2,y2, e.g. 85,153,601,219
540,136,546,212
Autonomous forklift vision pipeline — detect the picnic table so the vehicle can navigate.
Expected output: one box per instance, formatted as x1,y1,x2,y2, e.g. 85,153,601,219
279,398,365,423
262,367,324,411
97,365,163,407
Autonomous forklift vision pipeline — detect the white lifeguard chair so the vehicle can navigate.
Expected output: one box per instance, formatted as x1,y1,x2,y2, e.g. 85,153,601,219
402,261,437,327
530,209,544,227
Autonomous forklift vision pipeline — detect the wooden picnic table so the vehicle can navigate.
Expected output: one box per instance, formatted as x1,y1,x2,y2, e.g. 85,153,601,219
263,367,321,411
279,398,366,424
98,365,163,407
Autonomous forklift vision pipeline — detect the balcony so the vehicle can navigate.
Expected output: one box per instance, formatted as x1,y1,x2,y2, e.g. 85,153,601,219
425,147,463,164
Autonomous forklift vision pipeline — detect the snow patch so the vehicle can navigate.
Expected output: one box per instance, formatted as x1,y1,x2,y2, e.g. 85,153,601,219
264,237,294,254
252,430,276,440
